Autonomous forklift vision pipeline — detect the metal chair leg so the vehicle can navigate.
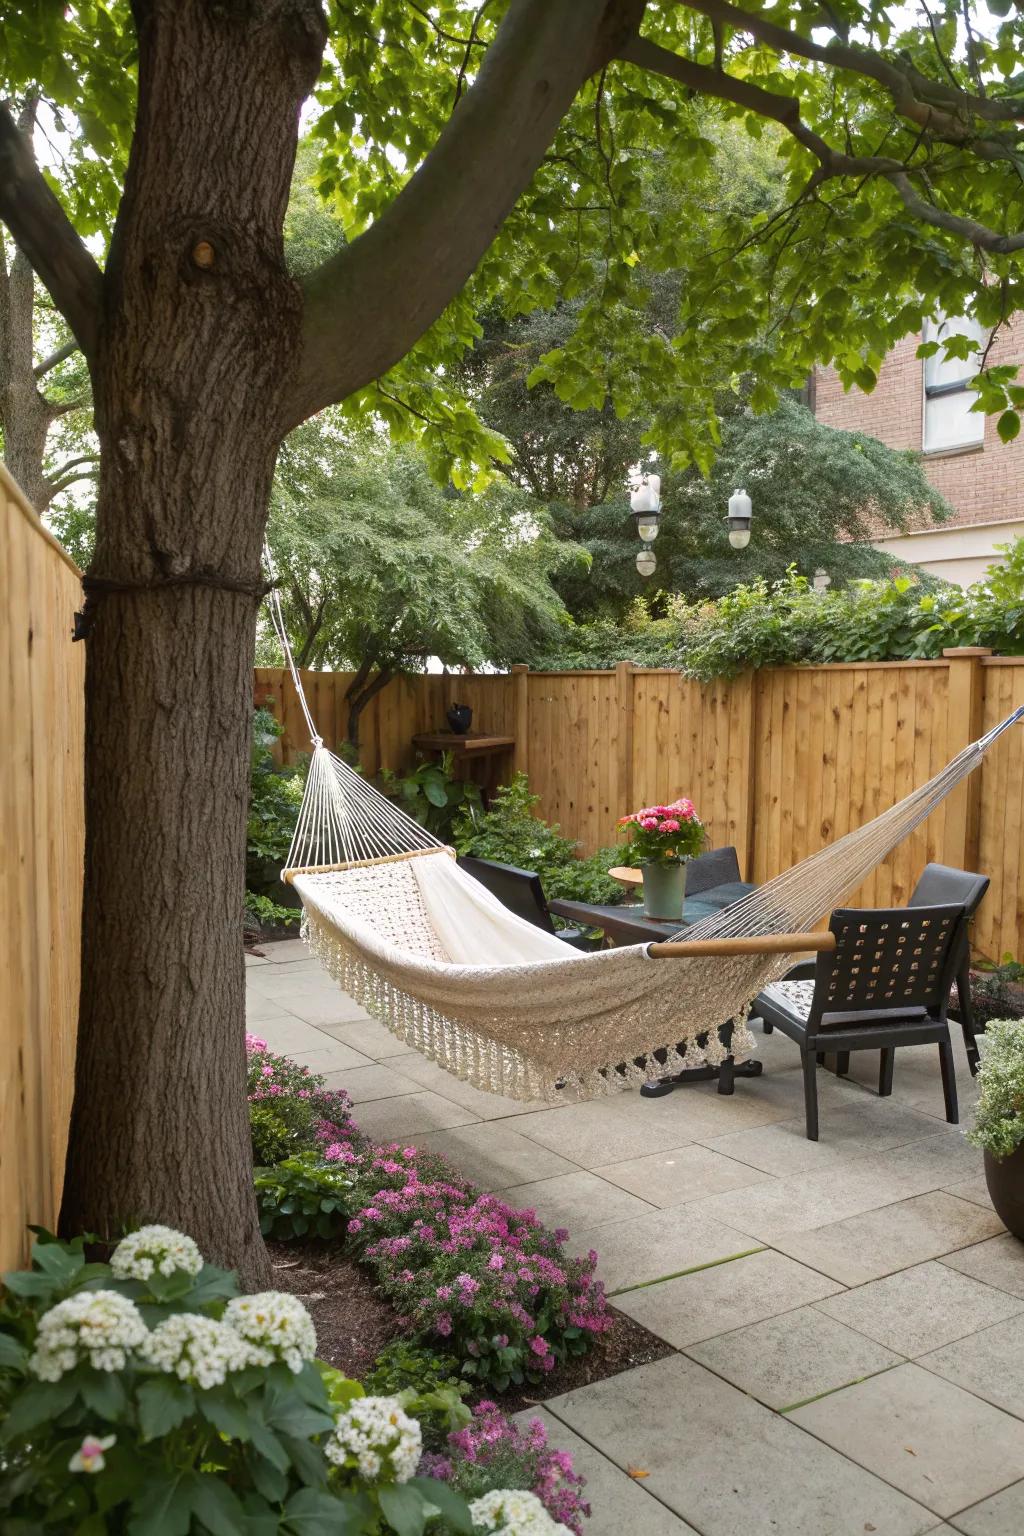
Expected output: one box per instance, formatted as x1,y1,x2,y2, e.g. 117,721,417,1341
878,1048,895,1097
717,1054,735,1095
802,1050,819,1141
956,964,981,1077
835,1051,850,1077
938,1038,959,1124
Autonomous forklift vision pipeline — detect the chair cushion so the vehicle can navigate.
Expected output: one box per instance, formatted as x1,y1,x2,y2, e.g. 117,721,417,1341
759,978,816,1021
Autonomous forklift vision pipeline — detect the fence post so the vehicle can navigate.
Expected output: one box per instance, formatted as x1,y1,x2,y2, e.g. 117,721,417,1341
943,647,991,872
615,661,635,813
511,665,529,780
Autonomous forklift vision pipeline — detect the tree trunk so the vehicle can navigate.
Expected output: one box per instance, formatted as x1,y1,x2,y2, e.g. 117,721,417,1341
59,0,326,1285
0,239,53,512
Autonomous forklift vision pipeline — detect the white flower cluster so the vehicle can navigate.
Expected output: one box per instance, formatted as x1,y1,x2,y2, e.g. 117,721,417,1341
29,1291,148,1381
139,1314,256,1389
223,1292,317,1374
110,1225,203,1282
324,1395,423,1483
469,1489,574,1536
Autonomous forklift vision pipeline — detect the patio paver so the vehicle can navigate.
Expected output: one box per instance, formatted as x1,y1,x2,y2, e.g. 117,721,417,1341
501,1170,655,1232
949,1480,1024,1535
547,1354,936,1536
920,1318,1024,1420
347,1089,480,1139
789,1362,1024,1518
593,1142,771,1206
409,1121,581,1190
566,1204,761,1294
613,1247,844,1348
684,1304,901,1409
772,1192,1005,1286
940,1235,1024,1298
814,1260,1024,1357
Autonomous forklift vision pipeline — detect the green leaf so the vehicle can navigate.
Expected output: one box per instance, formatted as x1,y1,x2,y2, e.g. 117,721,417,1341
81,1369,129,1420
0,1331,28,1372
377,1484,428,1536
282,1487,368,1535
30,1240,85,1285
407,1477,474,1533
1,1270,59,1300
997,410,1020,443
128,1472,196,1536
1,1379,76,1440
263,1381,335,1440
190,1474,249,1536
279,1433,329,1487
137,1377,195,1439
199,1389,254,1442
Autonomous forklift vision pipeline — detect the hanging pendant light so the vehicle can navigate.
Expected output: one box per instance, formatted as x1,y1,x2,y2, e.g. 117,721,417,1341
630,474,662,543
727,488,752,549
636,546,657,578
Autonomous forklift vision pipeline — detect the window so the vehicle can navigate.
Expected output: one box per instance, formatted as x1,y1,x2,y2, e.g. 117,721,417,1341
922,312,988,453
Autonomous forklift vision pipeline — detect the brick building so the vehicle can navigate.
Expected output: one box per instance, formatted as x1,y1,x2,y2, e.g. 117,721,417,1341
813,314,1024,585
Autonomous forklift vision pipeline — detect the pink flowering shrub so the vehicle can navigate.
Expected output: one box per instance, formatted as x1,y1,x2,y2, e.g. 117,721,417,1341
333,1137,610,1392
617,796,705,865
421,1400,590,1535
245,1032,355,1166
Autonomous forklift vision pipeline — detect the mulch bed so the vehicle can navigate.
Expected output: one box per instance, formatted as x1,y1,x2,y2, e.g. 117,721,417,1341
268,1239,672,1411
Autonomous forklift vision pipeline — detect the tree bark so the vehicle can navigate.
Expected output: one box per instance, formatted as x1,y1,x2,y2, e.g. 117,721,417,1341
59,0,326,1285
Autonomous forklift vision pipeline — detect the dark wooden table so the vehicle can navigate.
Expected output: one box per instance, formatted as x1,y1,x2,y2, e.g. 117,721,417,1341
548,879,756,946
412,731,516,804
549,878,761,1096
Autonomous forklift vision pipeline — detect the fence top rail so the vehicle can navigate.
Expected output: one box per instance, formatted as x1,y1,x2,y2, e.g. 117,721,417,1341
981,656,1024,667
1,461,81,578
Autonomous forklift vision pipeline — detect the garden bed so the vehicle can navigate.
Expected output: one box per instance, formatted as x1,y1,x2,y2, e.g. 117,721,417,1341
268,1238,672,1411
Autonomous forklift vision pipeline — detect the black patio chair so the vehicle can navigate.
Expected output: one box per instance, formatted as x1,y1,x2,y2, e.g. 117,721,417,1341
685,844,742,895
750,903,969,1140
456,856,597,950
908,863,990,1075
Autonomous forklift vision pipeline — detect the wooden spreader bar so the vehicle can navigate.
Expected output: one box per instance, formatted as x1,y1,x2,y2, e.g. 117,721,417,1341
649,931,837,959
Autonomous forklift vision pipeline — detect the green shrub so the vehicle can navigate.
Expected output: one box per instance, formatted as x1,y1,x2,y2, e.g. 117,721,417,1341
247,707,306,906
246,1033,355,1166
376,754,485,842
0,1228,474,1535
970,956,1024,1026
453,774,623,905
254,1154,355,1242
364,1343,471,1452
967,1018,1024,1161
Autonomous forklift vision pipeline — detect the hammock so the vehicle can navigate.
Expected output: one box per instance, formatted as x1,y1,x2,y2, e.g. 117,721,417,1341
266,563,1023,1101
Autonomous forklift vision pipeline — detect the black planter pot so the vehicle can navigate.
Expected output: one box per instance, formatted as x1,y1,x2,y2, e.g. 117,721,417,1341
984,1144,1024,1240
446,703,473,735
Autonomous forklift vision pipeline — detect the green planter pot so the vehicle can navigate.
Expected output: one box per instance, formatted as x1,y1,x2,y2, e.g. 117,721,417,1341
984,1145,1024,1241
641,860,686,921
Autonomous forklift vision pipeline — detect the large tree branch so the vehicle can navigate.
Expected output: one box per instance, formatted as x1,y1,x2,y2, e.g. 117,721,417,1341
0,104,104,361
288,0,646,426
34,337,80,379
619,36,1024,254
680,0,1024,132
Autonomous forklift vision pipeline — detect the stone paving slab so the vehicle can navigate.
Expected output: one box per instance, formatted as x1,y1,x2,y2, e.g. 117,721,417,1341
949,1479,1024,1535
547,1354,936,1536
320,1063,418,1103
939,1235,1024,1298
772,1193,1006,1287
814,1260,1024,1358
614,1248,844,1348
512,1100,694,1167
593,1141,771,1206
347,1089,480,1140
410,1122,580,1190
789,1362,1024,1518
501,1170,655,1233
512,1408,697,1536
684,1304,901,1410
690,1156,911,1241
702,1097,953,1178
920,1318,1024,1420
566,1204,761,1295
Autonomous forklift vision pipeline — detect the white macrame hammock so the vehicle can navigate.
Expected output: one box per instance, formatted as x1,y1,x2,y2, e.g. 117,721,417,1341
266,576,1023,1102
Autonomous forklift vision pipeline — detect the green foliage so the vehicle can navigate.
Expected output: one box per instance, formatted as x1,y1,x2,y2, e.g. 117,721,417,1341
967,1019,1024,1161
375,755,484,843
246,1034,355,1171
0,1231,476,1536
539,543,1024,680
363,1344,471,1453
247,709,306,918
254,1155,354,1243
452,775,623,906
970,956,1024,1026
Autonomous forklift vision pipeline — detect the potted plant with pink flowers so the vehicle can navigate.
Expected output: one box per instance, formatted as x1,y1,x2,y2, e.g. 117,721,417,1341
618,797,706,919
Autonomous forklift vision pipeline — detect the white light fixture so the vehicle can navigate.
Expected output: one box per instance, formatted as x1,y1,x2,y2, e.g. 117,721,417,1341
727,487,752,549
636,546,657,578
813,568,831,592
630,474,662,543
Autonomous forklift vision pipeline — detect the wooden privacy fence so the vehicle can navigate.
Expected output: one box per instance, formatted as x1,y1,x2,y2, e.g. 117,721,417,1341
0,465,84,1271
256,648,1024,963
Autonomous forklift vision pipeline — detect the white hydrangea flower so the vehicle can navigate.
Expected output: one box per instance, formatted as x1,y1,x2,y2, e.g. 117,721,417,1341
223,1292,316,1374
139,1313,256,1389
29,1291,148,1381
110,1225,203,1282
469,1489,574,1535
324,1394,422,1484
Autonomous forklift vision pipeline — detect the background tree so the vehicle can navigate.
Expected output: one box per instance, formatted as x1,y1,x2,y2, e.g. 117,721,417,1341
266,421,583,749
2,0,1023,1279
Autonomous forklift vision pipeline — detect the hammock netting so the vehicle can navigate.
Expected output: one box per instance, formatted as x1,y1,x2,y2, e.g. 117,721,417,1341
281,707,1022,1104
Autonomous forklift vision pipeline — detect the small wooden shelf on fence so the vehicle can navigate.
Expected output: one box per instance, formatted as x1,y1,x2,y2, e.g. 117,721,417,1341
412,731,516,805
